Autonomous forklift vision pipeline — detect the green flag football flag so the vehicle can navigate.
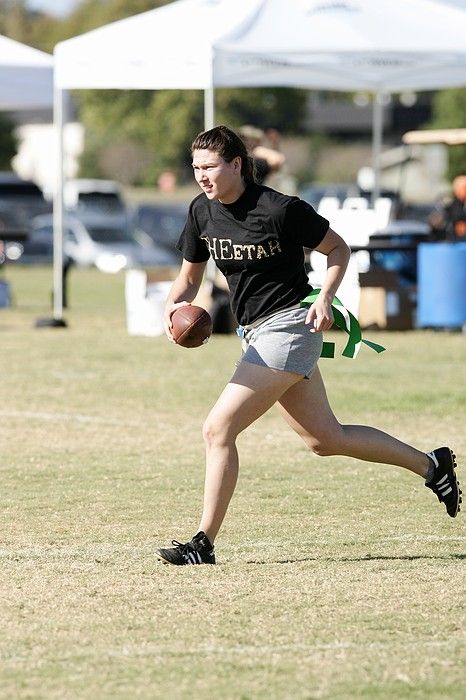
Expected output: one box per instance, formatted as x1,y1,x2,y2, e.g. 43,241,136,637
301,288,386,359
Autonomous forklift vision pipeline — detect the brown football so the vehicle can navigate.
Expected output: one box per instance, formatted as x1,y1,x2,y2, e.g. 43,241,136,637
171,305,213,348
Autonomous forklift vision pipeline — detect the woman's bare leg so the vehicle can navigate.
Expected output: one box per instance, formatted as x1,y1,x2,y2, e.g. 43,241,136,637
277,367,430,477
198,362,302,542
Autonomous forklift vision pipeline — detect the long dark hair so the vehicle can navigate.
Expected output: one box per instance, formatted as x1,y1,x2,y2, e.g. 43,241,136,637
191,125,255,184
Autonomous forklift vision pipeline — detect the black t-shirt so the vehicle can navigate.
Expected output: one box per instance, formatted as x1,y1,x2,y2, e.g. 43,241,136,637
176,183,329,326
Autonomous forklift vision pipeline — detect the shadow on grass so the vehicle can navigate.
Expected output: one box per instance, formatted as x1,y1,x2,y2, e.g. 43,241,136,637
247,553,466,565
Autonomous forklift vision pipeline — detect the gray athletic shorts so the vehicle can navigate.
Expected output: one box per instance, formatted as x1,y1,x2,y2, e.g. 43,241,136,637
237,305,323,378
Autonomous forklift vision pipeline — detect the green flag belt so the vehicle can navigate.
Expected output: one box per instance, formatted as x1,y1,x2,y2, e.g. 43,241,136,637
300,288,386,359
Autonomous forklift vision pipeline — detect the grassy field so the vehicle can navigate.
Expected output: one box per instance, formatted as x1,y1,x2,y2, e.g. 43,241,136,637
1,265,465,700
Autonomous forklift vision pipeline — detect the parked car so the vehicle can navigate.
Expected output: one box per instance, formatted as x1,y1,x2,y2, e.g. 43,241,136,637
64,178,127,217
0,172,51,242
133,202,187,261
3,231,53,265
22,213,179,272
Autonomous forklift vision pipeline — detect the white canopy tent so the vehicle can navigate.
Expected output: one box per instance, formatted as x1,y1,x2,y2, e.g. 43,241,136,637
54,0,262,124
214,0,466,198
0,34,53,110
53,0,466,321
215,0,466,91
52,0,261,321
0,35,53,320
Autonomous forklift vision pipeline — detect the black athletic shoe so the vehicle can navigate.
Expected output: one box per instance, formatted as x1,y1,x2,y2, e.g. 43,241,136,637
426,447,462,518
156,531,216,565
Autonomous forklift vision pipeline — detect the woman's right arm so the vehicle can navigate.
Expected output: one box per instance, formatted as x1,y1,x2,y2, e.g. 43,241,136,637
164,259,208,341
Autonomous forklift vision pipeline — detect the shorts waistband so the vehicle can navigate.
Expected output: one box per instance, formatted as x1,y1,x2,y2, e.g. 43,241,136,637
237,303,303,336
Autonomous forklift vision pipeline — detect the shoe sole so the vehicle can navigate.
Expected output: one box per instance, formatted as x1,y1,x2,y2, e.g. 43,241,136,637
156,552,215,565
447,450,462,518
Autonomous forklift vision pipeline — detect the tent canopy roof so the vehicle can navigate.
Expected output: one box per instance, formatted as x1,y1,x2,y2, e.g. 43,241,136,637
214,0,466,91
54,0,466,93
55,0,260,90
0,34,53,110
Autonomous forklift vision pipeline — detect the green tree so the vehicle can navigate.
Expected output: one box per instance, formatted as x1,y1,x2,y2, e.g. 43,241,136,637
78,89,204,184
55,0,171,47
216,87,306,133
0,0,60,50
79,85,307,185
0,0,31,42
429,88,466,180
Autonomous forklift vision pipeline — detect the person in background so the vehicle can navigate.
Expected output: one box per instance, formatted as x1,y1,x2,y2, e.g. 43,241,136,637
239,125,286,186
157,170,177,194
429,174,466,241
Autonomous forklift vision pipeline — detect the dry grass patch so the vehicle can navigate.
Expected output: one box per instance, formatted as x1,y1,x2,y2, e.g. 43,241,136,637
0,267,465,699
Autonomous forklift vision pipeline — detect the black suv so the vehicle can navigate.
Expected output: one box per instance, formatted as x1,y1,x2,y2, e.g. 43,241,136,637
0,172,51,243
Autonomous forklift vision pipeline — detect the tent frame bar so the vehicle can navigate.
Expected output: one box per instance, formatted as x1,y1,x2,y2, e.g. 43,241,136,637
52,85,66,322
204,87,215,130
371,90,384,204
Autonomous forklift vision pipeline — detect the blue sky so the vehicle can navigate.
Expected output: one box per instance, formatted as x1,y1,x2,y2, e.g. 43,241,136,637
27,0,80,16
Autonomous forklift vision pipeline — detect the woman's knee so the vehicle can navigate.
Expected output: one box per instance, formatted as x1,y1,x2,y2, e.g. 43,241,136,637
304,426,345,457
311,440,336,457
202,414,235,449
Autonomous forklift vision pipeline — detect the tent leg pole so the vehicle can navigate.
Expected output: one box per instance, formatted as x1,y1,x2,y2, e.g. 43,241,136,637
371,91,384,205
53,86,66,323
204,87,215,131
37,85,68,328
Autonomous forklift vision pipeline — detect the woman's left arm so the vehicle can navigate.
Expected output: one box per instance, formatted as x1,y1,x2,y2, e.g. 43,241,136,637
305,227,351,332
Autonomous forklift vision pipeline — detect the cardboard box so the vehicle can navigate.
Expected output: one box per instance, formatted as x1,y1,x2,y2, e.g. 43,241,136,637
359,269,400,288
145,266,179,284
359,286,417,330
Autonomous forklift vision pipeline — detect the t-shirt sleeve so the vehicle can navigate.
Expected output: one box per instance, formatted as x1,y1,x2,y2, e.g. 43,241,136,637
176,202,210,263
284,197,329,249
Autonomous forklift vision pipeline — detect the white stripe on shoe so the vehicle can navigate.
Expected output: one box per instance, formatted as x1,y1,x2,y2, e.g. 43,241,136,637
186,550,202,564
439,486,453,496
